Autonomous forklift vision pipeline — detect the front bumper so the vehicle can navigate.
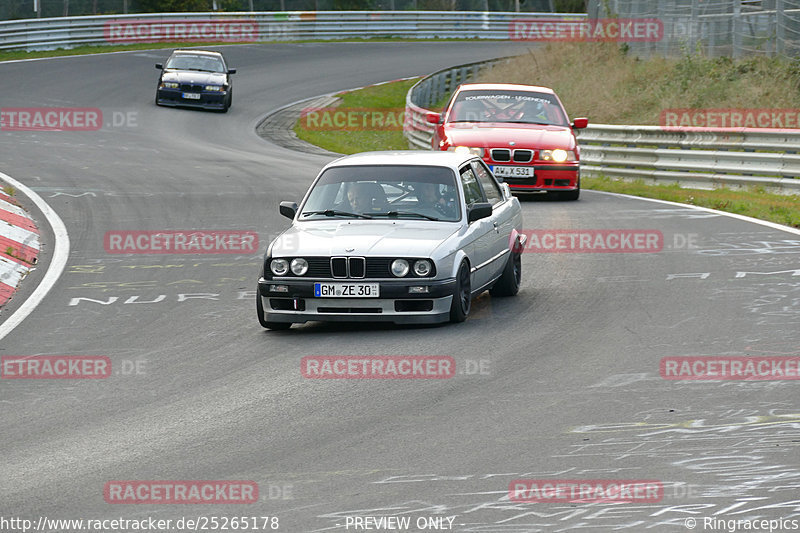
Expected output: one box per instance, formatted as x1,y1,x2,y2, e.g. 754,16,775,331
258,277,457,325
490,163,579,194
156,88,228,110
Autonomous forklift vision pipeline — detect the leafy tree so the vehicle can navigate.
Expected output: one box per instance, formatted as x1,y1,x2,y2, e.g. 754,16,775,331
136,0,214,12
554,0,585,12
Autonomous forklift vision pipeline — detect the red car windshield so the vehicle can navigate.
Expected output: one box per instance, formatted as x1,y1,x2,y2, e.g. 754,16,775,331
448,90,568,126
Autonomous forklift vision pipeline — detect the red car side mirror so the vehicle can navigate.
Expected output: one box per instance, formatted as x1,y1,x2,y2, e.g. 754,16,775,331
426,112,441,125
571,117,588,129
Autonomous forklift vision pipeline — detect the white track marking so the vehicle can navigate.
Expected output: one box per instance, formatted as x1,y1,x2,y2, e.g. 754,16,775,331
587,190,800,236
0,171,70,341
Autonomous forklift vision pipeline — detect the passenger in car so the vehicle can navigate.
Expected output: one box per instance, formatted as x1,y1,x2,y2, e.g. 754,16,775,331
416,182,456,218
347,182,386,212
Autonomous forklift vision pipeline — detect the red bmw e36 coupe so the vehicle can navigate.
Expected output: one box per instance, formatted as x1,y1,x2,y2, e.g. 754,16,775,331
428,83,588,200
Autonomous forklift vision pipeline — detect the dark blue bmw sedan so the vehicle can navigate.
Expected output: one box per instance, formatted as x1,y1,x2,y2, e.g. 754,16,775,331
155,50,235,112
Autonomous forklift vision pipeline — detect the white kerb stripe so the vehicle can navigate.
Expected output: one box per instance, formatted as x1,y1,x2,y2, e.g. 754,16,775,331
0,171,70,341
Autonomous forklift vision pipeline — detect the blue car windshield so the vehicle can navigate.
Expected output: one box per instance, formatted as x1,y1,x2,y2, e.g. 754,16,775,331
301,165,461,222
166,55,225,73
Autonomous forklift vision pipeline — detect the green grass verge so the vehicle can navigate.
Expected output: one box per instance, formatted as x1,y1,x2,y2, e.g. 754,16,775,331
0,42,228,62
0,38,482,63
293,78,418,155
584,176,799,229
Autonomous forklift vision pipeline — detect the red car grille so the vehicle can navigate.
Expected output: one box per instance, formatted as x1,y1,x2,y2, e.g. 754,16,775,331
491,149,511,162
491,149,533,163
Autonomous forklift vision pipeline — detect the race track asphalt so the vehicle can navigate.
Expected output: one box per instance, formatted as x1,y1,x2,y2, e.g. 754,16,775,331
1,41,799,532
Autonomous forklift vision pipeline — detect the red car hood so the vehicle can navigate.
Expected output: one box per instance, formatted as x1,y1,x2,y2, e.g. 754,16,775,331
444,123,576,150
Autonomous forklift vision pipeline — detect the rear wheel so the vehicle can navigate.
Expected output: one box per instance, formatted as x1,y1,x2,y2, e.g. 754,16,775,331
449,260,472,323
256,291,291,330
490,250,521,297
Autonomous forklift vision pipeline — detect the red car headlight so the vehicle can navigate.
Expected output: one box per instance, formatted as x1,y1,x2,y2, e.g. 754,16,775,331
448,146,485,157
540,149,576,162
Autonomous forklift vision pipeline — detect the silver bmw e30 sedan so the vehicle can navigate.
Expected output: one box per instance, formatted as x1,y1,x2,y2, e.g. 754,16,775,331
257,151,525,330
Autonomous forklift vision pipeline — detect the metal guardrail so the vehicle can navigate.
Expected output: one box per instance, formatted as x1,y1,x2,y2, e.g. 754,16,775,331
0,11,585,51
404,57,510,151
404,63,800,195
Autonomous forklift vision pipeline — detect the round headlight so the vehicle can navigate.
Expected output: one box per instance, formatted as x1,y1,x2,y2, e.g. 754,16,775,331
270,259,289,276
551,149,568,163
290,258,308,276
391,259,410,277
413,260,432,277
451,146,484,157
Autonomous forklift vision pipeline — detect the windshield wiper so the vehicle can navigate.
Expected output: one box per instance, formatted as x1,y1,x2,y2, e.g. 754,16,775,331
372,211,439,221
506,121,553,126
302,210,373,219
173,67,214,72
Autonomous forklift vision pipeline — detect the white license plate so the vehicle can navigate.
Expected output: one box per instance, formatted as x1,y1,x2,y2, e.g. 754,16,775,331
182,93,201,100
314,282,380,298
492,165,535,178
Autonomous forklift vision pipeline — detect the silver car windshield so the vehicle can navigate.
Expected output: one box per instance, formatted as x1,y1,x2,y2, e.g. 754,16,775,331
301,165,461,222
449,90,567,126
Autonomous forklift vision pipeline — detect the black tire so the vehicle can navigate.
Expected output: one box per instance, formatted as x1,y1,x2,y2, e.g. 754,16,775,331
154,93,161,107
559,188,580,201
256,291,291,330
490,250,522,297
449,260,472,323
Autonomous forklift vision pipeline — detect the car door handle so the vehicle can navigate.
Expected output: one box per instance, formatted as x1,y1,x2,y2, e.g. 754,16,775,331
493,222,499,233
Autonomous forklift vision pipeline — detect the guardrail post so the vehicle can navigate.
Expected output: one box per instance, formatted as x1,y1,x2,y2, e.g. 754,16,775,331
777,0,785,56
733,0,742,58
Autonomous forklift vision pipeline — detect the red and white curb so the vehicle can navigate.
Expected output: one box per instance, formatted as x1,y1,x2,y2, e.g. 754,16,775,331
0,171,69,342
0,191,40,306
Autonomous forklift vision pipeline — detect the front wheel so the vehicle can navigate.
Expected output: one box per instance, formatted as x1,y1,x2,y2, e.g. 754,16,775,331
256,292,291,330
559,188,580,201
449,260,472,323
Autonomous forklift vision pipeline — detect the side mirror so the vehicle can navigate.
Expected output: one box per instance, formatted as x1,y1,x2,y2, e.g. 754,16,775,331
279,201,298,220
426,112,441,125
467,202,492,223
155,63,163,70
228,68,237,75
571,117,588,129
